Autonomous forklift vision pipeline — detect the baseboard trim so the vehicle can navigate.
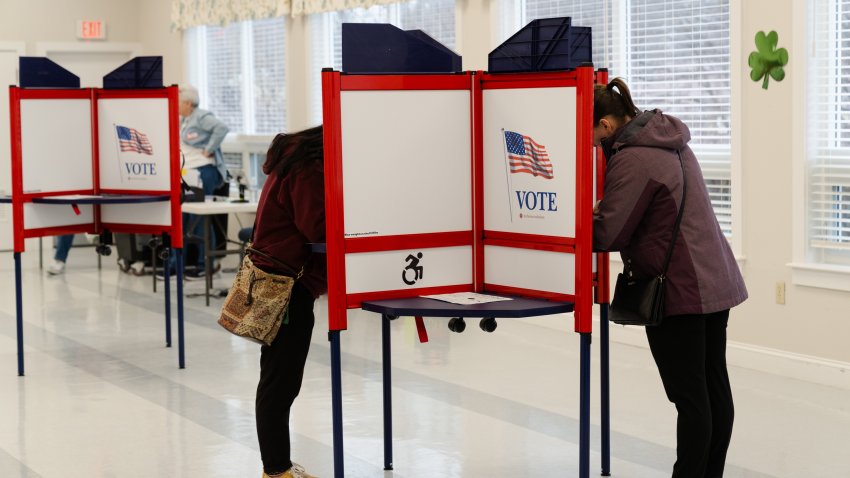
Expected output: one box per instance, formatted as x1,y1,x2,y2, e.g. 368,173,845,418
519,314,850,391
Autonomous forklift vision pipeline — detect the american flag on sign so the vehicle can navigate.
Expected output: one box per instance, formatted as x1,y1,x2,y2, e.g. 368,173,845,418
504,130,553,179
116,125,153,155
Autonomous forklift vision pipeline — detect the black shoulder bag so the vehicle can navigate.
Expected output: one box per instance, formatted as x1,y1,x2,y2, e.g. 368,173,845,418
609,151,686,326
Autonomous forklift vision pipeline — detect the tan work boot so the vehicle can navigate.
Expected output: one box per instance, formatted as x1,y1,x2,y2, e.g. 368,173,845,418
263,462,317,478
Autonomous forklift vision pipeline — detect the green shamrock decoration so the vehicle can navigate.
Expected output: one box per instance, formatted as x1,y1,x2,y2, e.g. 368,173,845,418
748,30,788,90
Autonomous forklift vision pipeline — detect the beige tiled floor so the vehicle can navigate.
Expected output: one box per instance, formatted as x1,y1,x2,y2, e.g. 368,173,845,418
0,250,847,477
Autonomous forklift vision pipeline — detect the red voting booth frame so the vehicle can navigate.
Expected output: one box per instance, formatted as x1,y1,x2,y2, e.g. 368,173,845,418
7,86,187,375
322,67,613,478
8,87,184,251
322,67,608,333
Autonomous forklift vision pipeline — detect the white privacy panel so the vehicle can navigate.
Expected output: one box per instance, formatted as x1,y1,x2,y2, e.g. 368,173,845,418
101,202,171,226
483,87,577,237
24,203,93,229
20,99,93,194
345,246,472,294
98,98,172,191
340,90,472,238
485,245,575,296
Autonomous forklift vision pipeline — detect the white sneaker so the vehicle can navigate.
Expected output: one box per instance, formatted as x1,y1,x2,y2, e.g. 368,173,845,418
46,260,66,275
287,463,317,478
130,261,146,276
263,463,316,478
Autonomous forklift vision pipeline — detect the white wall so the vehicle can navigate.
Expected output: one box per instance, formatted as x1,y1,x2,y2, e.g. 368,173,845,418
0,0,140,47
3,0,847,366
733,0,850,364
0,0,181,83
138,0,184,86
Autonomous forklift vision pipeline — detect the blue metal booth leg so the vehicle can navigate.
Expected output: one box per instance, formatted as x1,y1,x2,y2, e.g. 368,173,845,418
580,332,591,478
163,236,172,348
15,252,24,376
382,314,394,470
175,247,185,369
600,304,611,476
329,330,345,478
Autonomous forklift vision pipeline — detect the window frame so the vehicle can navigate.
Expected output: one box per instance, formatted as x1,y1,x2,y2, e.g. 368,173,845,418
184,19,289,191
499,0,741,258
307,0,458,125
790,0,850,291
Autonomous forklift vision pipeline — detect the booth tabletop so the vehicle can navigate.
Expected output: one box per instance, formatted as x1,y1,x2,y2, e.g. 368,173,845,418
362,296,574,318
30,194,170,205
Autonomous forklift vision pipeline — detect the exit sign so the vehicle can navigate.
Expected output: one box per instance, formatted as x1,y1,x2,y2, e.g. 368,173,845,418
77,20,106,40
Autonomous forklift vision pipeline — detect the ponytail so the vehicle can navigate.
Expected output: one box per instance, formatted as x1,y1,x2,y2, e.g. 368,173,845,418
593,77,639,125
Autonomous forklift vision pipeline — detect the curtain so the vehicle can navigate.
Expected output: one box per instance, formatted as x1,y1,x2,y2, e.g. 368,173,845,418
291,0,403,16
172,0,406,29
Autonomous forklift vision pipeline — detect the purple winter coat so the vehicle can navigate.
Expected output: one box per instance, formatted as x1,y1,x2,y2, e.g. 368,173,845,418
593,110,747,317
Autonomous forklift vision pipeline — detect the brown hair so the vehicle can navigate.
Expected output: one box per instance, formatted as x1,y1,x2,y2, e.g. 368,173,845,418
593,78,639,126
262,125,324,177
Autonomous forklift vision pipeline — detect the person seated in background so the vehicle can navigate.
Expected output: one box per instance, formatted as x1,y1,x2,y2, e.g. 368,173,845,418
46,234,75,275
159,85,230,280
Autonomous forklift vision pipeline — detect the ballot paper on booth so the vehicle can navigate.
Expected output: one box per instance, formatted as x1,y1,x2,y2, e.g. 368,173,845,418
421,292,513,305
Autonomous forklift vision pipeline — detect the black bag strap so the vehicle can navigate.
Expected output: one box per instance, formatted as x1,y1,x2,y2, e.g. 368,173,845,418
661,151,687,277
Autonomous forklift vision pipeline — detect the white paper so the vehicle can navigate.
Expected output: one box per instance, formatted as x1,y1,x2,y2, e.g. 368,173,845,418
47,194,101,200
421,292,513,305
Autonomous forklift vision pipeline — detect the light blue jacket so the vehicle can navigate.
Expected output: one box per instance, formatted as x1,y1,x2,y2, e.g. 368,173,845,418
181,107,230,181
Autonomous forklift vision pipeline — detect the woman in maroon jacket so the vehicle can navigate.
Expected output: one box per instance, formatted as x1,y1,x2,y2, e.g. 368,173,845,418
251,125,325,478
592,79,747,478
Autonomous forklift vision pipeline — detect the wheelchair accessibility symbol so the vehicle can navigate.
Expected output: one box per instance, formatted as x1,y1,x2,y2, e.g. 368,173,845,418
402,252,424,285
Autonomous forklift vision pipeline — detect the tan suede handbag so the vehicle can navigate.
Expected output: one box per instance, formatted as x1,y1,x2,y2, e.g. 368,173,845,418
218,246,303,346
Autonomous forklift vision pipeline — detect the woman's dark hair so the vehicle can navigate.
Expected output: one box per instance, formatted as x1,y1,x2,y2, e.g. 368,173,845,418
593,78,640,126
262,125,324,177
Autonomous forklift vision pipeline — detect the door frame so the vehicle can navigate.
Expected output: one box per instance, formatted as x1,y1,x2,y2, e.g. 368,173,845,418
0,42,25,56
0,43,24,252
35,41,142,57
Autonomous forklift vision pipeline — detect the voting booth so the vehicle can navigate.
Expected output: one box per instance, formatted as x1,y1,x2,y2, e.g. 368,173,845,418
321,64,611,477
9,87,182,250
5,59,187,375
322,69,601,331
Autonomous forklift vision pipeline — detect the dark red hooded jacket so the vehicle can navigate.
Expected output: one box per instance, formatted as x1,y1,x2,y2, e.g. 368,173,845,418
251,161,327,298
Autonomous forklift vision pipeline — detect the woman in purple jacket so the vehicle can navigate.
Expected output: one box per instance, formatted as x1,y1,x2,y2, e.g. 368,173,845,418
592,78,748,478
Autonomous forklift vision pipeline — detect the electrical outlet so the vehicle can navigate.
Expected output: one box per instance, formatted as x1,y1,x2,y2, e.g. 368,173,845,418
775,281,786,305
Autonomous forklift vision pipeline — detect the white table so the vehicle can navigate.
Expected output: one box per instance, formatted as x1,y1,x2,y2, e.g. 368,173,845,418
182,200,258,305
181,200,259,216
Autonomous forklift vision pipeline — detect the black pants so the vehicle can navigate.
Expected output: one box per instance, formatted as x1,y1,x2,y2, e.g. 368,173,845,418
256,282,315,475
645,309,734,478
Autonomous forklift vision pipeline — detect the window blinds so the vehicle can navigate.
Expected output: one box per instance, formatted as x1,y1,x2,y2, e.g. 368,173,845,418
193,18,287,135
309,0,456,124
519,0,732,237
624,0,732,237
808,0,850,258
203,23,246,133
251,18,287,135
